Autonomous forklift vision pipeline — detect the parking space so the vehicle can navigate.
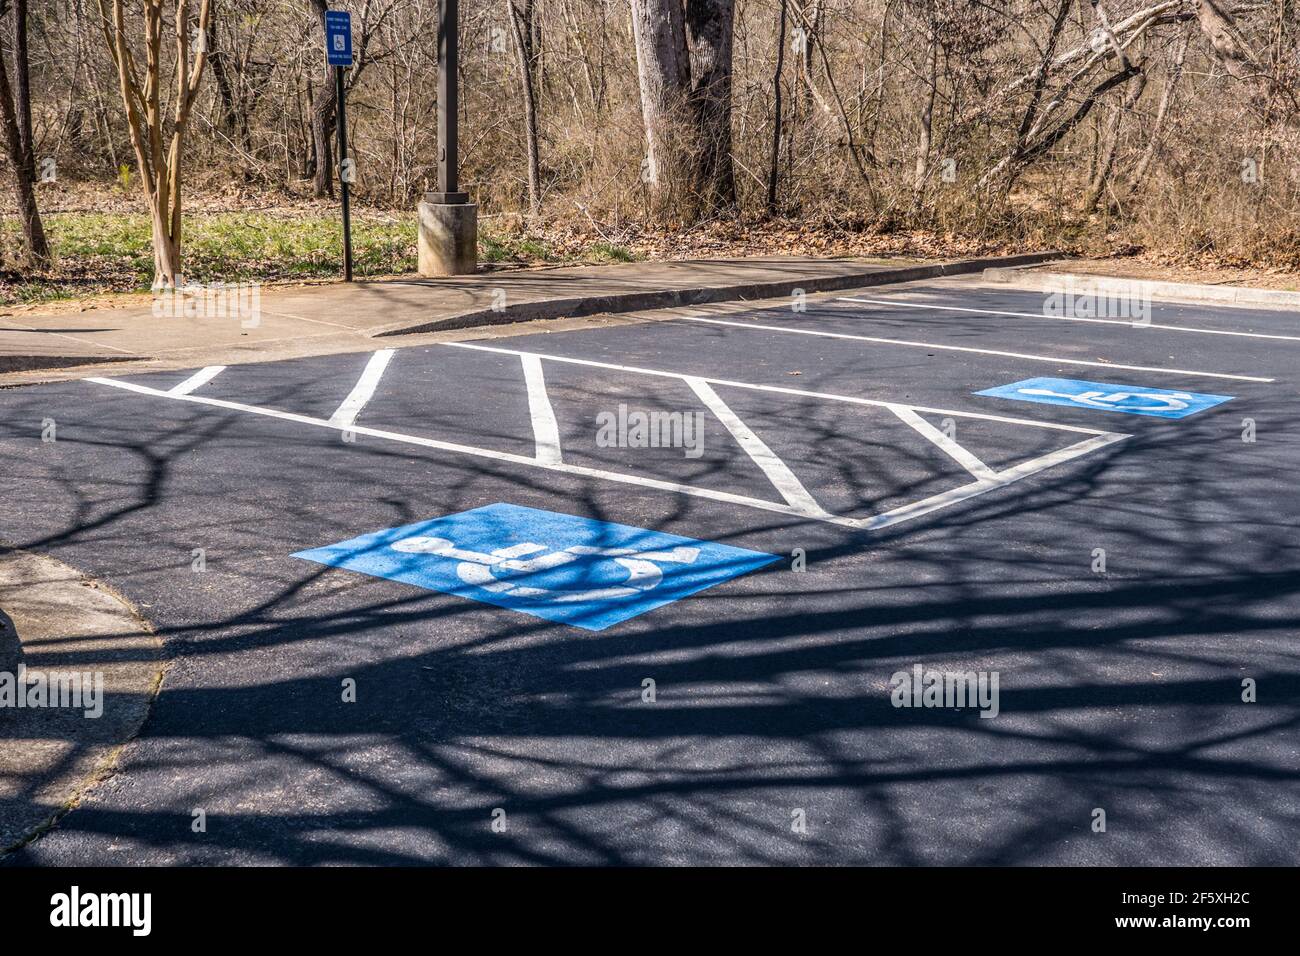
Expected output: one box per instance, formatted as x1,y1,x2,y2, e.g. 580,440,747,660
1,275,1296,865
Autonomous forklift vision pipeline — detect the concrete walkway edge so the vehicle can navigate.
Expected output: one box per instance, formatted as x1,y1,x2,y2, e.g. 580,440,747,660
375,251,1067,336
983,267,1300,310
0,547,164,854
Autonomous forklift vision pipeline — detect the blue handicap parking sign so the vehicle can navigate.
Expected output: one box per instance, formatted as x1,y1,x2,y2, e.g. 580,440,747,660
325,11,353,66
975,376,1233,419
293,503,779,631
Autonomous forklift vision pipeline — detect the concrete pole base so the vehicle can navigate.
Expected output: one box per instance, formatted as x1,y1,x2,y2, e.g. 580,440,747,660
417,199,478,276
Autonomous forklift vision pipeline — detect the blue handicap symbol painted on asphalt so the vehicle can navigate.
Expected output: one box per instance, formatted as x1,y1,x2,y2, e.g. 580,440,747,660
292,503,780,631
975,376,1233,419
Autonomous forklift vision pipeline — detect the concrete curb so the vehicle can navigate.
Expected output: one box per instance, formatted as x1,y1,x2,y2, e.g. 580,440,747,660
983,267,1300,311
375,251,1066,337
0,547,164,854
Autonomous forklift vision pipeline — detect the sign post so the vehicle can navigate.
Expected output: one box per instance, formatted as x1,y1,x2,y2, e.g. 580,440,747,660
325,10,354,282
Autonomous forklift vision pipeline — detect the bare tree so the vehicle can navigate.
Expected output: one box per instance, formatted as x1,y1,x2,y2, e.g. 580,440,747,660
629,0,696,218
0,0,49,265
630,0,737,221
11,0,31,175
308,0,335,197
686,0,737,212
1128,27,1188,194
506,0,541,215
97,0,213,287
766,0,788,213
1081,64,1147,213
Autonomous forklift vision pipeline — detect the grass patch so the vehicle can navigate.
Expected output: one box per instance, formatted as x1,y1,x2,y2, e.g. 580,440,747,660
587,241,637,263
0,210,421,305
0,210,637,305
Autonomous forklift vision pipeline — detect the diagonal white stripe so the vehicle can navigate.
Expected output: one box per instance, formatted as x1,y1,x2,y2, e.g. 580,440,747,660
328,349,395,428
167,366,226,396
887,404,998,482
685,376,829,518
856,433,1127,530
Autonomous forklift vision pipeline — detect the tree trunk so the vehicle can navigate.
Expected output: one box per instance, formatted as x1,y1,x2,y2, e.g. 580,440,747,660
912,26,937,199
206,2,240,141
13,0,33,178
685,0,736,214
629,0,695,220
0,0,49,266
150,210,183,287
766,0,787,214
1082,70,1147,213
507,0,541,216
309,0,335,198
1129,31,1187,193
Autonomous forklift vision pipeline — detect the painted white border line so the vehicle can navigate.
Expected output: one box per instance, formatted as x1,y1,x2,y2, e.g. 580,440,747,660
86,345,1133,538
681,316,1272,383
328,349,395,428
90,375,844,526
442,340,1116,436
862,433,1125,530
521,353,563,464
838,295,1300,343
441,341,1129,529
167,365,225,396
89,373,1127,532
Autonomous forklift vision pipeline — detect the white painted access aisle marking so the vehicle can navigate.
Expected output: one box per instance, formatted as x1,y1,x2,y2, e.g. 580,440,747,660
521,353,563,464
685,376,830,518
89,342,1128,534
89,376,861,528
328,349,396,428
167,366,225,396
838,296,1300,343
680,316,1273,383
443,341,1115,435
443,342,1128,529
887,405,998,482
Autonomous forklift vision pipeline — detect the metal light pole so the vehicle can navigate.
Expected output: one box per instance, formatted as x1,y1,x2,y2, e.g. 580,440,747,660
434,0,465,203
418,0,477,274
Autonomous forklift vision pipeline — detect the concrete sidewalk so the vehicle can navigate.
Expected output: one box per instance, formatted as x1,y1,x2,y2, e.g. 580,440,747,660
0,252,1057,386
0,549,163,853
984,264,1300,310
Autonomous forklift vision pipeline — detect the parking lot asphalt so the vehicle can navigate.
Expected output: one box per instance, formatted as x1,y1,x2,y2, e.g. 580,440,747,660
1,277,1296,865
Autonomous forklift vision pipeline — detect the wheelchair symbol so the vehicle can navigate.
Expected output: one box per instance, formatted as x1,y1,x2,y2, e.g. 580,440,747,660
391,535,700,603
1018,387,1193,412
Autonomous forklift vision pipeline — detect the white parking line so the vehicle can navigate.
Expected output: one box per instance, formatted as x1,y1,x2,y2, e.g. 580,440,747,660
837,296,1300,343
887,405,998,482
90,376,842,527
443,341,1116,435
858,433,1124,531
521,353,563,464
167,366,226,396
328,349,395,428
681,316,1273,383
685,376,830,518
87,343,1129,534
